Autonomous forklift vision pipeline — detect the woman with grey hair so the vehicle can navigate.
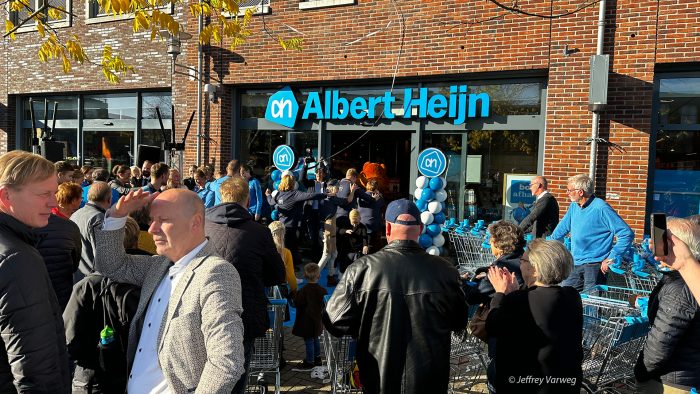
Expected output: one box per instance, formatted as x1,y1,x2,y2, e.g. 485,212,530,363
486,239,583,393
635,217,700,392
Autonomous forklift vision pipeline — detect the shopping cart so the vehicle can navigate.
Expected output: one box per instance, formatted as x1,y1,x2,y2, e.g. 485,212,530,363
448,230,493,273
322,295,361,394
449,330,490,394
580,289,650,393
246,287,287,394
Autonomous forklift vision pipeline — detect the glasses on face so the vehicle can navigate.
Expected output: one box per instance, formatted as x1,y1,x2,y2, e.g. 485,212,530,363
529,183,540,188
566,188,581,194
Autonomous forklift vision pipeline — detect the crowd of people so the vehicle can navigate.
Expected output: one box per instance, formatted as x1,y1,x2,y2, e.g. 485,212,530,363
1,150,699,394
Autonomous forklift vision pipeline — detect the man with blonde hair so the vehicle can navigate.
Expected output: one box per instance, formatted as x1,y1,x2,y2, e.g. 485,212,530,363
551,174,633,291
0,151,71,392
205,176,285,394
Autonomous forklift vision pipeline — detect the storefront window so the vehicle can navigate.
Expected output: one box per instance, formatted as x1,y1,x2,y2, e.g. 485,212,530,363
652,129,700,217
658,78,700,125
84,94,137,119
467,129,539,221
142,92,173,119
82,129,135,168
52,128,78,162
426,82,542,116
22,97,78,120
240,129,317,178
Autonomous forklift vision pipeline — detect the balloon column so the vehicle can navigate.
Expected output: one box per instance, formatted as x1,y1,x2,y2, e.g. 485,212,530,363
270,169,283,221
415,175,448,256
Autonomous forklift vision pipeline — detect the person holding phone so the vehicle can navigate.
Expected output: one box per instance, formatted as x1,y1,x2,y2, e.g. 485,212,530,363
655,216,700,311
550,174,634,291
635,217,700,392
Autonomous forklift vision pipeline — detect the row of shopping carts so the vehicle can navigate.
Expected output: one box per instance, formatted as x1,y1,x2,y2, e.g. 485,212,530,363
245,287,287,394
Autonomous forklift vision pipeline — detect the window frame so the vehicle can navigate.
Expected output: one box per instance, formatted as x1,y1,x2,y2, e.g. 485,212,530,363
7,0,71,33
84,0,172,25
299,0,356,10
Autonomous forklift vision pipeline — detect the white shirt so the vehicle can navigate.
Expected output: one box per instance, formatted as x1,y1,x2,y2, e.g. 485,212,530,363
102,216,208,394
536,190,550,201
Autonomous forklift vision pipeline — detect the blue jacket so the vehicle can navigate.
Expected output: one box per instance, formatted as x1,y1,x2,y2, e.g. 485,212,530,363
551,195,634,266
209,176,231,206
196,187,215,208
248,178,263,217
81,185,119,208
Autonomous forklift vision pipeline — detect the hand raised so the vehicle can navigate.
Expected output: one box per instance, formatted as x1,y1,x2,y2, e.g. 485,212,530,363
108,189,159,218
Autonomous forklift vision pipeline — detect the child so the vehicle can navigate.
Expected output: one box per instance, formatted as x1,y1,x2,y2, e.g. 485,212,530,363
318,215,339,286
268,221,297,294
293,263,328,369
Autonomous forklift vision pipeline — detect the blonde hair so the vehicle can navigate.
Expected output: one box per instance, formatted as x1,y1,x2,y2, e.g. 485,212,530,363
268,221,286,256
124,216,141,249
56,182,83,206
0,151,56,189
349,209,361,222
278,174,295,192
304,263,320,281
220,176,249,204
346,168,358,178
527,239,574,285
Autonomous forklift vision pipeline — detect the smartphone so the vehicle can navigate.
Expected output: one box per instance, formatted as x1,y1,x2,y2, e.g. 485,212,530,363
650,213,668,257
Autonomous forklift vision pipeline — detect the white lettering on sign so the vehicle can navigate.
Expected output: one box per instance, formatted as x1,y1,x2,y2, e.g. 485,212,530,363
270,98,294,119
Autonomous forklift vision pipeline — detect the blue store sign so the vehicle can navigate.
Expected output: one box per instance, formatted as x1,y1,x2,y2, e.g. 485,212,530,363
417,148,447,177
273,145,295,171
265,85,490,128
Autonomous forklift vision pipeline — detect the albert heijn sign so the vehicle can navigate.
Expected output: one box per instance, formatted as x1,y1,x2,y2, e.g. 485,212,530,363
265,86,491,128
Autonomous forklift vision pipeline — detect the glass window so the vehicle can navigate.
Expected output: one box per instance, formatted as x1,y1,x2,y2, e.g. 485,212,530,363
652,129,700,217
141,129,167,148
240,89,311,119
658,78,700,125
142,92,172,119
240,129,287,177
23,97,78,120
51,128,78,161
465,129,540,222
82,129,135,168
426,82,542,116
84,94,137,119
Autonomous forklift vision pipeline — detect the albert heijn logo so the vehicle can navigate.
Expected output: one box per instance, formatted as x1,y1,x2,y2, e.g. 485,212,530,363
265,86,300,128
417,148,447,177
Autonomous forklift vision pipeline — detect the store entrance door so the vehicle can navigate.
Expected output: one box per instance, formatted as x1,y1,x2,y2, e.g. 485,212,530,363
329,130,412,202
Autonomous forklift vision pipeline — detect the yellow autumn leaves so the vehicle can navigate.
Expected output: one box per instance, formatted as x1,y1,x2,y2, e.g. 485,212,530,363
6,0,304,83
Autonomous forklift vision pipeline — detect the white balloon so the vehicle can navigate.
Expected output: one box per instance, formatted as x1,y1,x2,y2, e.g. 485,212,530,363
428,201,442,214
435,189,448,202
415,176,429,189
427,246,440,256
432,233,445,247
420,211,434,225
414,187,423,200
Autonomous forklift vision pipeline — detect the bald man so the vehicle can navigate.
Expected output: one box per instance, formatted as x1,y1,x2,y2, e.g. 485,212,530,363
323,199,469,394
519,175,560,238
92,189,245,393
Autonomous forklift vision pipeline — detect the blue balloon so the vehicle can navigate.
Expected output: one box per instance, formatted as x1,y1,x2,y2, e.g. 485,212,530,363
271,210,279,220
273,181,281,190
426,223,441,237
415,199,428,211
419,234,433,249
433,212,446,225
429,177,445,191
420,188,435,201
271,170,282,182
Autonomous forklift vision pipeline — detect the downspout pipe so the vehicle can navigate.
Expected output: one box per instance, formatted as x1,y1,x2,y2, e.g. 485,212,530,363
196,13,203,166
589,0,606,179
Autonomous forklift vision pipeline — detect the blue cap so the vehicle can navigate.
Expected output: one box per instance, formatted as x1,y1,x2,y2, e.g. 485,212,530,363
385,198,421,226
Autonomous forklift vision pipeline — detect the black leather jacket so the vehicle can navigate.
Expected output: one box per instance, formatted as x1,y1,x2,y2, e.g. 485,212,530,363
323,240,470,394
635,271,700,388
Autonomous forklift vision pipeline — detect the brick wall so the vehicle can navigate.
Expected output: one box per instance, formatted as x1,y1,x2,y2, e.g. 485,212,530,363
3,0,700,236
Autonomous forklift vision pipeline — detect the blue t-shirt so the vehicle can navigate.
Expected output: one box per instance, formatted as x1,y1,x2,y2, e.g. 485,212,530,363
210,176,230,206
248,178,263,217
196,187,215,208
551,195,634,266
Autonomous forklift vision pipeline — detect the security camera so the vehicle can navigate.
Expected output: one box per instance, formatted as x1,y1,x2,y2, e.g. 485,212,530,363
204,83,220,103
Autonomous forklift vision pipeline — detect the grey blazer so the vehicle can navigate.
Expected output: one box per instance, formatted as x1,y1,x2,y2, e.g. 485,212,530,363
70,202,105,281
93,227,244,394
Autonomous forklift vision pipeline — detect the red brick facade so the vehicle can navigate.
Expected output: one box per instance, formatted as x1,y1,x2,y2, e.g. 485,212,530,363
3,0,700,236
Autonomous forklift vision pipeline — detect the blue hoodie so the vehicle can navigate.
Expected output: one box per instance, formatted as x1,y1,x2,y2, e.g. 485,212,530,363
551,195,634,266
